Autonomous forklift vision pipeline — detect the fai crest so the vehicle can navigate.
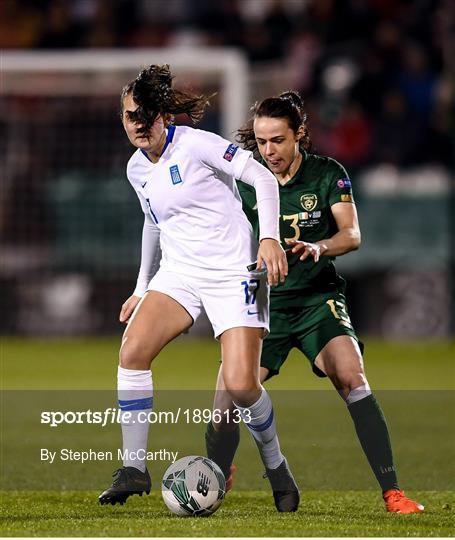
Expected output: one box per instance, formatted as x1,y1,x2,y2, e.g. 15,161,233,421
300,193,318,211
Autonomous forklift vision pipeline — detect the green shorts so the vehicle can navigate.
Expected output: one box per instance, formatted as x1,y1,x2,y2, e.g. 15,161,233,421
261,291,363,379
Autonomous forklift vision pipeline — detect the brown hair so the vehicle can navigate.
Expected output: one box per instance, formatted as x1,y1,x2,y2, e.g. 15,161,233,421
237,91,312,157
120,64,213,134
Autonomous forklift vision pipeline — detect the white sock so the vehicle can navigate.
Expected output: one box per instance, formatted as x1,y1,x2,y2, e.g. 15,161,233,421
117,366,153,472
235,387,284,469
340,382,372,405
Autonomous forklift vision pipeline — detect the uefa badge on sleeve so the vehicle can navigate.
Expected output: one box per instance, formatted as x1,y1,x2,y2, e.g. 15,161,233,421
336,178,352,188
223,144,239,162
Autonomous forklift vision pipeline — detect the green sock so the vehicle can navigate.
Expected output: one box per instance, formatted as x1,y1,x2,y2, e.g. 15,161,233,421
348,394,399,492
205,421,240,479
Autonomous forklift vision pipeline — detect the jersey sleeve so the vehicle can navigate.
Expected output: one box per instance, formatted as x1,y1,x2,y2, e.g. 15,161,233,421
191,129,252,179
134,188,151,216
126,153,150,216
237,158,280,241
133,215,161,297
236,180,259,238
125,152,161,296
327,160,355,206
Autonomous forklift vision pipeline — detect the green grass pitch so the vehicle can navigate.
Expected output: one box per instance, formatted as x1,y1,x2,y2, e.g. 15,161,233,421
1,337,454,537
2,491,453,537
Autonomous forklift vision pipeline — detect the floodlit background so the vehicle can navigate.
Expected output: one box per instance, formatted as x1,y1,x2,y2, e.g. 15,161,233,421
1,0,453,339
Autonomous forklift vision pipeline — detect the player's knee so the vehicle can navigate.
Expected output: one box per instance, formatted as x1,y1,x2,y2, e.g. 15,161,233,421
223,373,260,407
327,355,367,399
222,370,257,392
335,373,371,403
119,337,152,370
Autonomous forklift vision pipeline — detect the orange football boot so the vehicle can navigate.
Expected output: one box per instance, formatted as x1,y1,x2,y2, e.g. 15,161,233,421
383,489,424,514
225,464,237,492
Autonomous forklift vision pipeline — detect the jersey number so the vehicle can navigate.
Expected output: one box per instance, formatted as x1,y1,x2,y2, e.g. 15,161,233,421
242,279,260,305
326,299,353,329
282,214,301,242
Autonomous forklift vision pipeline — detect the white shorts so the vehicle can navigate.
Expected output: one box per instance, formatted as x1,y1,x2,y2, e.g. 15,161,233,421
148,269,269,339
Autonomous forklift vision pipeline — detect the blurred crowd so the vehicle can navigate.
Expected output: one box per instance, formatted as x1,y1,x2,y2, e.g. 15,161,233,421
1,0,453,170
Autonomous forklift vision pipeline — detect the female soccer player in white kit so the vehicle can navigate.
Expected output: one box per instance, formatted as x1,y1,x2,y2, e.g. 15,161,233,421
99,65,299,510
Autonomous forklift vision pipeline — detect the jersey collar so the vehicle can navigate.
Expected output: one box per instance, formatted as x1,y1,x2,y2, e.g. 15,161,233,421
140,124,176,162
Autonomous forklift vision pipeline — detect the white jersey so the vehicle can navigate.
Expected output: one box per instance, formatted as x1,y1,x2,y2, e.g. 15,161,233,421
127,125,257,278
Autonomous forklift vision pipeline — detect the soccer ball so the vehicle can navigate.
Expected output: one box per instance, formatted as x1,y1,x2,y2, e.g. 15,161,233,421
161,456,226,516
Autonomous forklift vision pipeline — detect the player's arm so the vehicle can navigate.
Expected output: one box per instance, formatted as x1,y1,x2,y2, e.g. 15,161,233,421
120,213,161,323
195,132,287,285
286,202,361,261
239,158,288,285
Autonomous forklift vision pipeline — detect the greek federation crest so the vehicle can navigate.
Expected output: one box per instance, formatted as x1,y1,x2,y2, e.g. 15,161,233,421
300,193,318,212
169,164,183,185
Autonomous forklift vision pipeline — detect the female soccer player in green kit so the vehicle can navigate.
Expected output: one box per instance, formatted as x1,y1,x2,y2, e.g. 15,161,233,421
205,91,424,514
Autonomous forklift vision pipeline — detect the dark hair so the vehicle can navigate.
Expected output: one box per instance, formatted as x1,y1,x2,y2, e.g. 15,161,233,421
120,64,212,134
237,90,312,156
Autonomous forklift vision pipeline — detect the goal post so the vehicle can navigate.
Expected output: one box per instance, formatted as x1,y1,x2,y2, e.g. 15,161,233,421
1,48,249,138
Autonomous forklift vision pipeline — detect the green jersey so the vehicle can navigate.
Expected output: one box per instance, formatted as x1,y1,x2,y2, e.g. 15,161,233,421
238,151,355,309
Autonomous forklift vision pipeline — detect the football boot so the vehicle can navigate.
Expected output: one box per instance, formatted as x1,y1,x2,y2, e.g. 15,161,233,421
99,466,151,505
264,458,300,512
383,489,424,514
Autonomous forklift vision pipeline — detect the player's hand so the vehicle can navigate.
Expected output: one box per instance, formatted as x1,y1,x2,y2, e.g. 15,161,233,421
285,240,323,262
256,238,288,286
119,294,141,324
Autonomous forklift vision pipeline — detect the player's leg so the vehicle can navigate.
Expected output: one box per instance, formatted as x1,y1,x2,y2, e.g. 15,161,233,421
204,271,270,465
206,363,270,490
250,310,302,511
100,276,197,505
316,335,423,513
206,366,239,488
202,275,298,511
315,334,396,491
206,306,292,479
206,311,296,501
219,327,274,484
298,296,400,493
118,290,193,464
220,326,299,512
308,292,424,513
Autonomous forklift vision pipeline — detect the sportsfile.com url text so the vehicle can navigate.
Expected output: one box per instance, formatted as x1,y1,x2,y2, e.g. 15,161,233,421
40,408,251,427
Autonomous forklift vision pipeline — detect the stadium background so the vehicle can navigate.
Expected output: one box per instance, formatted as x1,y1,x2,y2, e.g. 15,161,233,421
1,0,453,339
